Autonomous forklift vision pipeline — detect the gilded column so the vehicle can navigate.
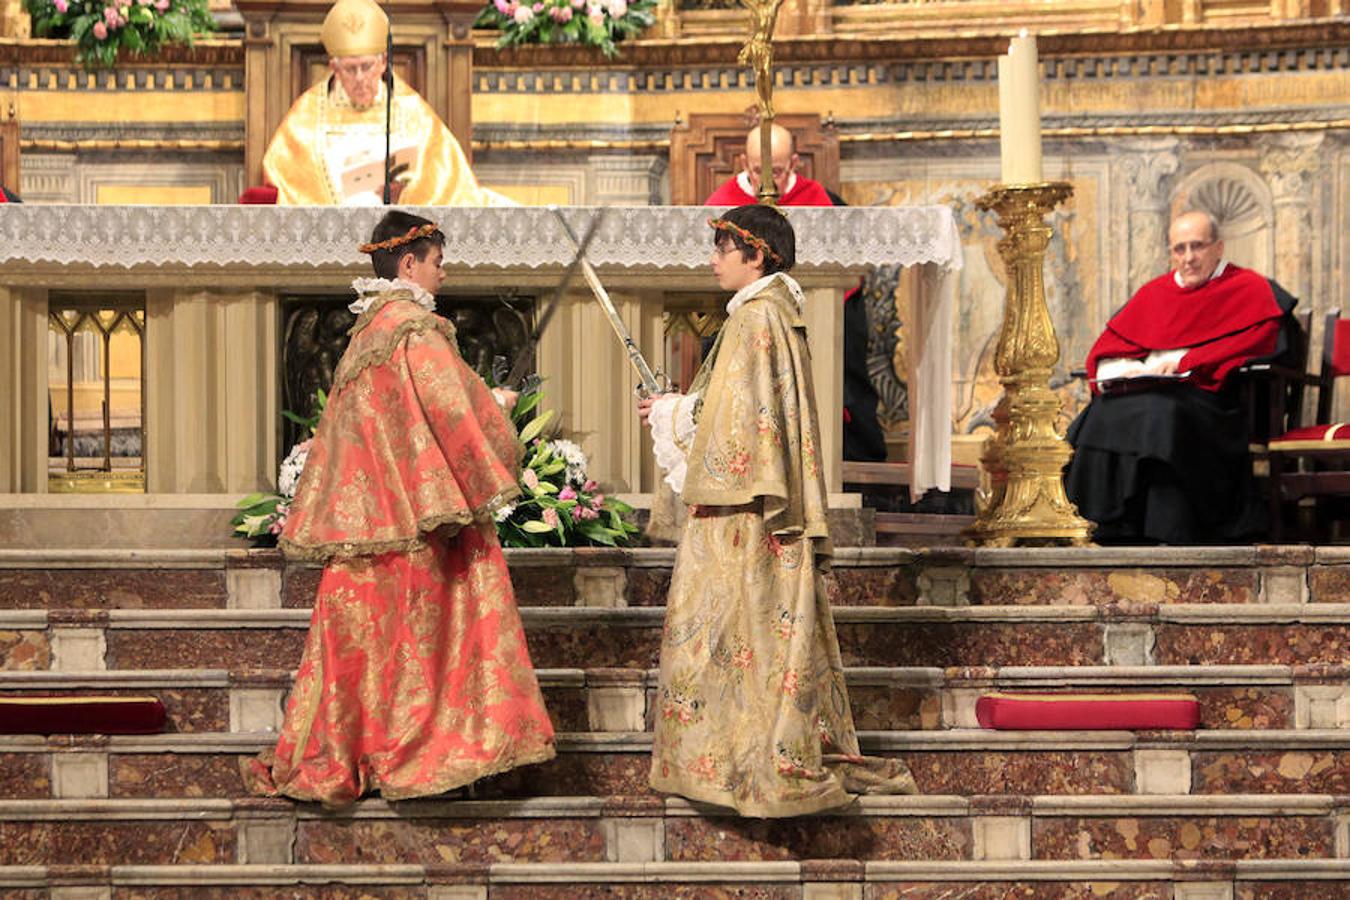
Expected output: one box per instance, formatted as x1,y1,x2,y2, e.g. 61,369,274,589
0,287,49,493
1258,133,1324,304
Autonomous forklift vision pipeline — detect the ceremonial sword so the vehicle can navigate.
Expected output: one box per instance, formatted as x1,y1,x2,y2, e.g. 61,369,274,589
550,206,670,398
496,207,607,392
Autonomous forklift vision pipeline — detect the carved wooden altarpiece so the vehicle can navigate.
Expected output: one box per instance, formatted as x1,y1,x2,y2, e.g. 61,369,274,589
668,111,840,206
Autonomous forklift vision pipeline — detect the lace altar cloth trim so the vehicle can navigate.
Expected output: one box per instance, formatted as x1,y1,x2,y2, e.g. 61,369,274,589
0,205,964,271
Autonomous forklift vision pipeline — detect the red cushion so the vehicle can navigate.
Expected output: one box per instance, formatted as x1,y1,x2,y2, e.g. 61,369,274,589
1269,423,1350,449
238,185,278,205
976,692,1199,731
0,696,166,735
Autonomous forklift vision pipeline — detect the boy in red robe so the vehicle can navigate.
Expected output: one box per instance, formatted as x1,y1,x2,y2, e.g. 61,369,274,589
245,211,555,806
1066,210,1296,544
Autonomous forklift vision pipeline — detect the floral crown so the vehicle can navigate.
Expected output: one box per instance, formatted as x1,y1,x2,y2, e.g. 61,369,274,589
359,223,441,254
708,217,783,265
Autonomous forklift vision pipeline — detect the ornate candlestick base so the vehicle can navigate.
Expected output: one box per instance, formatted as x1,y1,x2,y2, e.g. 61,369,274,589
965,182,1093,547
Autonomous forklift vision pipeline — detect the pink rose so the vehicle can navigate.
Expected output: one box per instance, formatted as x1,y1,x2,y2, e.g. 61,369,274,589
542,507,560,528
102,6,117,23
53,0,68,11
532,2,543,10
512,4,533,22
558,485,577,501
571,504,584,522
154,0,169,9
589,493,604,510
493,0,510,13
522,467,539,490
551,5,572,20
583,479,598,492
92,19,108,38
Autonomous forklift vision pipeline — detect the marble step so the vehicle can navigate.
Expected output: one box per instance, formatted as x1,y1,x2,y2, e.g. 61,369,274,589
1,860,1348,898
3,730,1348,802
0,794,1344,867
1,546,1347,611
4,604,1350,671
2,664,1346,734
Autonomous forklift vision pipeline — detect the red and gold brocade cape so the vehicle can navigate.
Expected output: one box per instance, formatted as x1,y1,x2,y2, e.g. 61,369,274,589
280,293,522,561
1086,264,1283,394
681,278,833,566
262,74,490,206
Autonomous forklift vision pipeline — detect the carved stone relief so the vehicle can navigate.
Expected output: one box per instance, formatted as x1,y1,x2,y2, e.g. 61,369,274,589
1117,138,1180,296
1258,132,1325,301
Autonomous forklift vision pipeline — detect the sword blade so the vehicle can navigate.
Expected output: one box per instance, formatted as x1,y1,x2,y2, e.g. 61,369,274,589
551,207,665,396
502,207,607,390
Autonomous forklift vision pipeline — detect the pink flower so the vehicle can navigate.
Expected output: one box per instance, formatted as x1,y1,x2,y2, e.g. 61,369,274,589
571,504,584,522
102,6,118,23
53,0,68,11
532,2,543,10
558,485,577,501
571,0,585,7
138,0,153,6
542,507,560,528
583,479,598,492
154,0,169,9
493,0,510,13
522,467,539,490
579,506,600,521
588,10,604,23
550,5,572,21
92,19,108,38
589,494,604,510
512,4,533,21
605,0,626,16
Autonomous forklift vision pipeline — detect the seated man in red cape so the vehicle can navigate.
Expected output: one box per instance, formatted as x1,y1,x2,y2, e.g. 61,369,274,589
1065,210,1297,544
706,123,887,462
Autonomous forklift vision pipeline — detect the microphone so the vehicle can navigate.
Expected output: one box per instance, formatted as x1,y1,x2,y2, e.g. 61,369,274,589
382,10,394,205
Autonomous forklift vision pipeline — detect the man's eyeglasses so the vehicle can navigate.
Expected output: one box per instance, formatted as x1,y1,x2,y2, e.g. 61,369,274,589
1170,239,1215,256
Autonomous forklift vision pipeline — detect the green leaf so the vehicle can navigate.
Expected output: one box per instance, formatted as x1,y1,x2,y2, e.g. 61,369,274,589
518,409,555,444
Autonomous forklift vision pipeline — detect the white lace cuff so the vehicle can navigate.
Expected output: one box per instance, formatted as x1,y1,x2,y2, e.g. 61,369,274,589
650,392,699,494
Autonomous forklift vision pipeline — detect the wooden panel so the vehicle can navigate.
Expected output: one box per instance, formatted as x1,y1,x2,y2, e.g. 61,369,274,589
0,118,17,197
668,111,839,206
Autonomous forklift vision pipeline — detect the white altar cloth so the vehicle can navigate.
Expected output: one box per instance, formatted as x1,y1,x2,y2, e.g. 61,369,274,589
0,204,963,496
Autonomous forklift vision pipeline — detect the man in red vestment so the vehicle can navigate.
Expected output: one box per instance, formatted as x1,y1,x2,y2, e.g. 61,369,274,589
1066,210,1297,544
245,211,555,806
0,185,18,202
705,124,888,462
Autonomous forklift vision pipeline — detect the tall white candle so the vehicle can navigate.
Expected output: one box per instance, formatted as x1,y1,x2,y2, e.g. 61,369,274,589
998,30,1043,184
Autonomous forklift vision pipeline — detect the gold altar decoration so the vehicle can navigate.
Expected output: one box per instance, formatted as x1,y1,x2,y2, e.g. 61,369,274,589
966,182,1093,547
738,0,782,205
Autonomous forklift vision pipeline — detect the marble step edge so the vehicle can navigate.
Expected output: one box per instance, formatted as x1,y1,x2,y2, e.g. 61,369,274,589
12,603,1350,628
9,729,1350,754
1,859,1348,888
4,545,1349,569
0,793,1342,821
3,663,1344,689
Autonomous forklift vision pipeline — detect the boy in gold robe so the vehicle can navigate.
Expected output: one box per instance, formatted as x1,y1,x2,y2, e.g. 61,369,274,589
263,0,498,206
638,205,917,816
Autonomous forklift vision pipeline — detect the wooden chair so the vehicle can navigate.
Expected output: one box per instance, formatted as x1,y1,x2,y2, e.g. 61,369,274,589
1265,310,1350,542
668,112,839,205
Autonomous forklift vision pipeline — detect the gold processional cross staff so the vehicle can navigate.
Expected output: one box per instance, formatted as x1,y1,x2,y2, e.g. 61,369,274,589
739,0,784,206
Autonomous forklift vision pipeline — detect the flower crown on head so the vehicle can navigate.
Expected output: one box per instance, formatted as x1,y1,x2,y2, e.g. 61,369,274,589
359,223,441,254
708,217,783,265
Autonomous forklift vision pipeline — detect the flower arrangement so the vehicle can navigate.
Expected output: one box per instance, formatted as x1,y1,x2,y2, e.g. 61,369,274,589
494,385,640,547
232,384,639,549
23,0,215,69
231,391,325,543
474,0,657,59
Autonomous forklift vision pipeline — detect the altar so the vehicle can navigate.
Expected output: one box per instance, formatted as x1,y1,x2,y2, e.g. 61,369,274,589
0,204,962,515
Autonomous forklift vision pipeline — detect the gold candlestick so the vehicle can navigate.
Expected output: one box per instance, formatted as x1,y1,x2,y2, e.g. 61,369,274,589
966,181,1093,547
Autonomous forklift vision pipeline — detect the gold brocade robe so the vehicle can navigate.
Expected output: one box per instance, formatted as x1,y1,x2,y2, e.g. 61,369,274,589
649,279,916,817
263,74,491,206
